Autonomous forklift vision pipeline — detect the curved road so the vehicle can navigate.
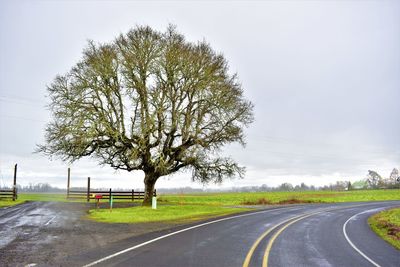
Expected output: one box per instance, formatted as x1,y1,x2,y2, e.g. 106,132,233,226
77,201,400,267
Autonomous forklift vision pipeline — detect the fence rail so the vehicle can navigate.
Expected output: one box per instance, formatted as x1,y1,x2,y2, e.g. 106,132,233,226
0,189,17,200
0,164,18,201
67,189,156,202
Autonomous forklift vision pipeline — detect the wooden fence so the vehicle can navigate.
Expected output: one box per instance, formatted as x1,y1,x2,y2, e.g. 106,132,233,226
0,188,17,201
66,171,156,202
67,188,156,202
0,164,18,201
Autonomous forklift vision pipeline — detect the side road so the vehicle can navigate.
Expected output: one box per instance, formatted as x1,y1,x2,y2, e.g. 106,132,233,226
0,201,186,266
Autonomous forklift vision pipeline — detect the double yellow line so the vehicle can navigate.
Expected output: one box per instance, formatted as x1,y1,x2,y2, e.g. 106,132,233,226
242,208,333,267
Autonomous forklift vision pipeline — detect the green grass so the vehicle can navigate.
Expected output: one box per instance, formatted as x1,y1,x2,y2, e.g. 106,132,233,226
87,189,400,224
18,193,69,202
2,190,399,225
1,189,398,208
158,189,400,206
88,204,251,224
0,198,25,207
368,208,400,250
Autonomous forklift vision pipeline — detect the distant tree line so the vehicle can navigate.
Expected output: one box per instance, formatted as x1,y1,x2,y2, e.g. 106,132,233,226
1,168,397,193
16,183,65,193
364,168,399,189
160,168,400,193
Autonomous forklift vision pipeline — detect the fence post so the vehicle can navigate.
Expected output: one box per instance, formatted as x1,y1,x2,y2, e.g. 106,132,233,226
67,168,70,199
87,177,91,202
132,189,134,201
13,164,17,201
109,188,112,203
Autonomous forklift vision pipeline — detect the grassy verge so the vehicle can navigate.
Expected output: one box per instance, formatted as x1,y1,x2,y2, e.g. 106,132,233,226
88,204,251,224
368,208,400,250
0,199,25,208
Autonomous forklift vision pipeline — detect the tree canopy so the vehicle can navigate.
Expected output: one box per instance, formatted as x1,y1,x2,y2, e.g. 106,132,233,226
389,168,399,182
38,25,254,204
366,170,383,189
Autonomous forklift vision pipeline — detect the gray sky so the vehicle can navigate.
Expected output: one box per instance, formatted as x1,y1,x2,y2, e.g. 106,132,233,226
0,0,399,189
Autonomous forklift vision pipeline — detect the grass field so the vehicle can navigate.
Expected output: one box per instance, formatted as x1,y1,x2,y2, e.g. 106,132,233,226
1,189,399,208
158,189,400,206
368,208,400,250
1,190,399,224
87,189,399,223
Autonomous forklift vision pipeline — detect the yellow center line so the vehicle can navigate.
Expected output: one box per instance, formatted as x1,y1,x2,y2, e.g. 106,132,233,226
262,212,318,267
242,212,316,267
242,221,285,267
243,204,367,267
262,205,363,267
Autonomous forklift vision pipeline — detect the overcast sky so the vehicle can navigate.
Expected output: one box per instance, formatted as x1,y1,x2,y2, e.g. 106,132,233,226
0,0,399,189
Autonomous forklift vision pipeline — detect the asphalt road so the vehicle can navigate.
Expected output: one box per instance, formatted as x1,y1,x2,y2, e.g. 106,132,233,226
0,201,175,266
0,201,63,249
78,201,400,267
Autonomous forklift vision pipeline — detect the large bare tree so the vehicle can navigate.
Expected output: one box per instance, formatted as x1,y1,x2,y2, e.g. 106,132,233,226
38,26,254,205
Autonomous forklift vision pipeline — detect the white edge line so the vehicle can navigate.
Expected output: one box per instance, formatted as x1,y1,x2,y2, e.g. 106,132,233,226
44,215,57,226
84,203,385,267
342,209,383,267
82,207,296,267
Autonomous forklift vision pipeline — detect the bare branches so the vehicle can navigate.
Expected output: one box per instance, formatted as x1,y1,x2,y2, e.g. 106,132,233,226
191,156,246,184
39,25,254,185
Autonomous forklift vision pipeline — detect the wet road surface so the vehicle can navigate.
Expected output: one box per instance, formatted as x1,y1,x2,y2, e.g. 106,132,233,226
78,201,400,267
0,201,176,266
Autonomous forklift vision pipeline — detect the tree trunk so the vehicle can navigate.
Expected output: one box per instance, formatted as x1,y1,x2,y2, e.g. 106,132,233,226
143,173,157,206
